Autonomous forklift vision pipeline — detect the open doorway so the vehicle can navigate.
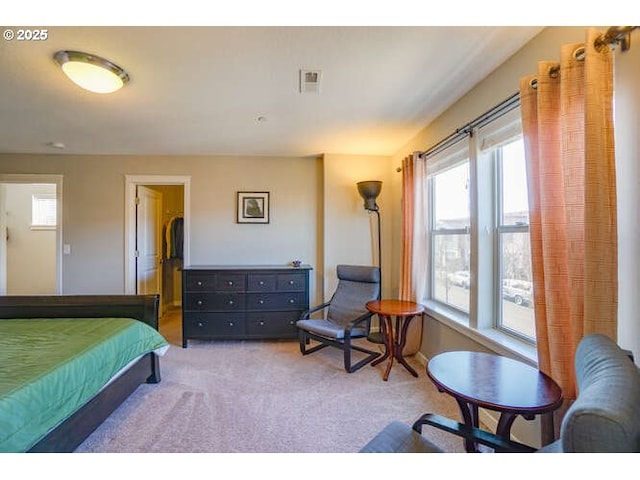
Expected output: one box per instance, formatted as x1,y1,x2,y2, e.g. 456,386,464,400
0,174,63,295
124,175,190,322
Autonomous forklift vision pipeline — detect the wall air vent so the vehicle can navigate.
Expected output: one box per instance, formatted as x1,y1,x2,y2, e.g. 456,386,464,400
300,69,321,94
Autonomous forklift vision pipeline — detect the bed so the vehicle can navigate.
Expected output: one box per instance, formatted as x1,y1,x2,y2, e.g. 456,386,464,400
0,294,168,453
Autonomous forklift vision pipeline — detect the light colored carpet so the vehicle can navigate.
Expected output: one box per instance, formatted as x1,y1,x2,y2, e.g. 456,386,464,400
75,311,465,454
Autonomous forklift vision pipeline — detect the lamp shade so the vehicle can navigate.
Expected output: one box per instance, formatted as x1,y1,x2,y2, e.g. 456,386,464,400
54,50,130,94
357,181,382,211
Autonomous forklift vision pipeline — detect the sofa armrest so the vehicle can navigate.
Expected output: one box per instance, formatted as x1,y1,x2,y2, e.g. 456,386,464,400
412,413,537,453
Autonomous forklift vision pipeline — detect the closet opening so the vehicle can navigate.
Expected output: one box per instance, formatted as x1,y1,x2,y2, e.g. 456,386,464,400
124,175,190,345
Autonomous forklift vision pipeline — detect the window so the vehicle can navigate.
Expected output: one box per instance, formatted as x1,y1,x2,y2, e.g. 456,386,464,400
496,139,534,340
31,193,57,229
424,106,535,344
430,157,470,315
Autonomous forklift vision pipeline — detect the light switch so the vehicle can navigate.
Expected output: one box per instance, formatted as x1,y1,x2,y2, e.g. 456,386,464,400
63,244,71,255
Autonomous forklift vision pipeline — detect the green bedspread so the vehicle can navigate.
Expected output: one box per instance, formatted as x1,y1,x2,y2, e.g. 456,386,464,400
0,317,168,452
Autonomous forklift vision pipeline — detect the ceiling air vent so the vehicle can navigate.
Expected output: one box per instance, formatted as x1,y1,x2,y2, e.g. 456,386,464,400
300,69,321,94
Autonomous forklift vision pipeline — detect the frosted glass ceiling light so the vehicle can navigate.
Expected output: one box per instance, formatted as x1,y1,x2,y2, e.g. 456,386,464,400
54,50,130,94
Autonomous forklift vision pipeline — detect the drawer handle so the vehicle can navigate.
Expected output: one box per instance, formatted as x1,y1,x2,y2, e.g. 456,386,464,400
229,322,234,327
259,321,265,326
197,322,204,327
196,300,203,306
228,281,233,286
259,281,264,285
196,281,203,286
289,320,295,325
289,299,295,304
289,280,294,285
229,300,234,305
259,299,264,304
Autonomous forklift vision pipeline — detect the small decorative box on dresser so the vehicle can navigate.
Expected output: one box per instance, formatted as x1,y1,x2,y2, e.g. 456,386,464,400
181,265,312,347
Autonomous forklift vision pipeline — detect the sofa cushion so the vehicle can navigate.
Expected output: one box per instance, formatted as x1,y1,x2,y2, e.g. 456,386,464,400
559,334,640,452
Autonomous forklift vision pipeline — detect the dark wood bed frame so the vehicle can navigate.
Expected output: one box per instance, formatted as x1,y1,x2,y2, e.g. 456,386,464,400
0,294,162,453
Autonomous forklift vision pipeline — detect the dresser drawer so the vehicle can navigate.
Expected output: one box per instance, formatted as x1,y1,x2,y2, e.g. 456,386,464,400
184,293,245,311
183,313,245,337
276,273,306,292
246,311,299,337
247,274,277,292
185,273,217,291
246,292,306,310
215,274,245,292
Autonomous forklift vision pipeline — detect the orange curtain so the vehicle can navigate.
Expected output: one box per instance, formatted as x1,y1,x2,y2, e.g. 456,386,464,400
399,152,428,354
399,154,415,301
520,28,618,436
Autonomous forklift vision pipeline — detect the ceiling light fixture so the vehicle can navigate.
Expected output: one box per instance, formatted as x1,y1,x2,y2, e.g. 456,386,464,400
53,50,130,94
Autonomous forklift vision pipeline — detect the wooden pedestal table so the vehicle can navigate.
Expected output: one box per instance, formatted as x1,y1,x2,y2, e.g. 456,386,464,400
427,351,563,452
365,299,425,381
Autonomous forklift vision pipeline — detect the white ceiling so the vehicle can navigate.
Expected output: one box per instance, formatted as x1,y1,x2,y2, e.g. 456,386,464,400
0,26,544,157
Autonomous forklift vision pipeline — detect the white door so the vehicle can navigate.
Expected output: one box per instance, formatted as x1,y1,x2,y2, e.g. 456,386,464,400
136,186,163,314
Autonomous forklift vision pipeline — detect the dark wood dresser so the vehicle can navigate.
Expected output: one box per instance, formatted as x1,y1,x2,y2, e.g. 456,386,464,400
181,265,312,347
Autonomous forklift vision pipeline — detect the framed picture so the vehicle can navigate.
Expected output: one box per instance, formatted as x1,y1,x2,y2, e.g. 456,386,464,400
236,191,270,224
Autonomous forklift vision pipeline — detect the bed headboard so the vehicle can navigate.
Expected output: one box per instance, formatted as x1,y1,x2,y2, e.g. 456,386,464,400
0,294,160,330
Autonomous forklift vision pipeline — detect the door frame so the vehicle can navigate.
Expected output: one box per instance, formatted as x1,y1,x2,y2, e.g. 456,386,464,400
0,174,63,294
124,175,191,295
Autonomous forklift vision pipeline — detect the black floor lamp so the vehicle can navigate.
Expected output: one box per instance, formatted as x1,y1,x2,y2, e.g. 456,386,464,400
357,180,384,344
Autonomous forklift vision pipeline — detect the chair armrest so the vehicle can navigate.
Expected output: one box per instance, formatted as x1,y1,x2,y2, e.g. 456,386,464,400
299,302,331,320
413,413,537,453
345,310,375,332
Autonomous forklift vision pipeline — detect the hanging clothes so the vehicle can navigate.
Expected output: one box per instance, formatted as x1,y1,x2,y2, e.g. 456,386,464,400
163,215,184,259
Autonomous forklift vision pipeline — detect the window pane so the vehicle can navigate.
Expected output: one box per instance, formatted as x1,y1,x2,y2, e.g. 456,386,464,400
501,139,529,226
433,233,470,313
433,162,469,229
500,231,535,339
32,194,57,226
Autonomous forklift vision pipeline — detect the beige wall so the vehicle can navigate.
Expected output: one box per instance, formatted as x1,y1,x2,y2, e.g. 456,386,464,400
322,153,393,300
0,153,394,308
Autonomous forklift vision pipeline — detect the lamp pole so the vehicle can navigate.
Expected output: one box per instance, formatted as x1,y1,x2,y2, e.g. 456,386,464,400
357,180,384,343
367,207,384,344
372,208,381,300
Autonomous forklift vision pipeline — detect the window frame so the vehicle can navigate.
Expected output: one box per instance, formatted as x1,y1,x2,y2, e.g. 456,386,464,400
426,143,472,320
31,192,57,230
421,105,537,361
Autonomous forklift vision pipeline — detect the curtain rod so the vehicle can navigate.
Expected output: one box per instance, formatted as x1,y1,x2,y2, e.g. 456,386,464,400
418,26,637,160
595,26,637,52
418,91,520,160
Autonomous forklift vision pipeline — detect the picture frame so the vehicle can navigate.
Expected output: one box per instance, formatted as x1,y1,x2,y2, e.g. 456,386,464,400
236,191,270,224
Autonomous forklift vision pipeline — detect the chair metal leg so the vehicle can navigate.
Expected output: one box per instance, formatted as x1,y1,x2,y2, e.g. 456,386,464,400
299,328,380,372
299,329,329,355
344,332,381,373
